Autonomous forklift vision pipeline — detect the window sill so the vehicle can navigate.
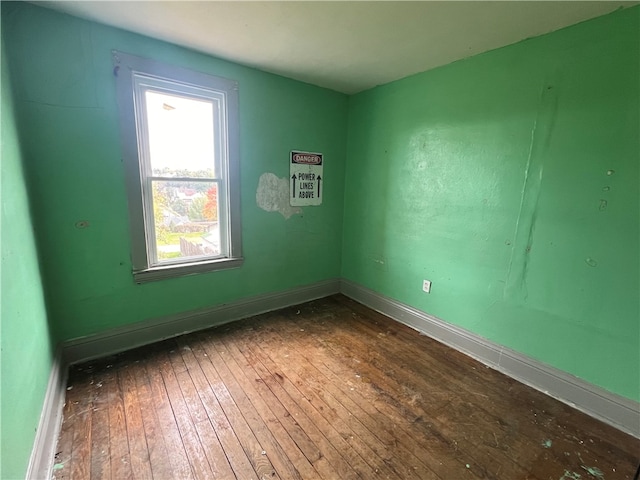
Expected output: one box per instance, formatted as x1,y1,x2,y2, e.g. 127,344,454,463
133,257,244,284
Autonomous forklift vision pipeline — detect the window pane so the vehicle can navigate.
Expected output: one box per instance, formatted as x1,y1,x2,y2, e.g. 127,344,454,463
152,180,220,263
145,91,216,178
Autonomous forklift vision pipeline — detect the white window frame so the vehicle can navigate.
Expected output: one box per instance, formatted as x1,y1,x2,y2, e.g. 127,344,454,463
113,51,242,283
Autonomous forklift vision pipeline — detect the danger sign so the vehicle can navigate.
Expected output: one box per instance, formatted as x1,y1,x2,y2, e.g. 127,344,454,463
290,151,323,206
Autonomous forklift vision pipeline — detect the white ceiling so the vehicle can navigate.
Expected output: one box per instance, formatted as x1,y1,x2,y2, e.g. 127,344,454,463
35,1,637,94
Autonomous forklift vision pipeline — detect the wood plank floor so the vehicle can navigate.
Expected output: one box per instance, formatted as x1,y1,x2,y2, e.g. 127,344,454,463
52,295,640,480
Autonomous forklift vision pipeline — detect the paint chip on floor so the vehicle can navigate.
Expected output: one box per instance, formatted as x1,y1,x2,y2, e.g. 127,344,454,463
581,465,605,479
560,470,581,480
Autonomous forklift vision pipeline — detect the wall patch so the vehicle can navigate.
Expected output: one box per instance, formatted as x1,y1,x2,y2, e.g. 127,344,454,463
256,172,301,219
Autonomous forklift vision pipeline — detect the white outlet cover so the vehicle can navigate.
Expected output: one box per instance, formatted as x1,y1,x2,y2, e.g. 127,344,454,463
423,280,432,293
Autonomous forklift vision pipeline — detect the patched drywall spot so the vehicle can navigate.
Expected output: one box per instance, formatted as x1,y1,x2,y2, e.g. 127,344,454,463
18,19,97,107
256,172,301,219
366,253,388,271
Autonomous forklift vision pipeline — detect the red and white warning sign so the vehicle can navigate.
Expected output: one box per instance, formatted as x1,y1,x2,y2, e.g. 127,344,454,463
290,151,323,206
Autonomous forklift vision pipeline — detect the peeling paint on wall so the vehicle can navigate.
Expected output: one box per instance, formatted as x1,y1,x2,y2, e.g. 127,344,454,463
256,172,301,219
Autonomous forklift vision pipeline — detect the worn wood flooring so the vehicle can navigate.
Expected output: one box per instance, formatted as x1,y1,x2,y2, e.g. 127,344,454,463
52,295,640,480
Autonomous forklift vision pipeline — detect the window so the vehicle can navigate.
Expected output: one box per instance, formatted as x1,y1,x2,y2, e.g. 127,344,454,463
113,51,242,282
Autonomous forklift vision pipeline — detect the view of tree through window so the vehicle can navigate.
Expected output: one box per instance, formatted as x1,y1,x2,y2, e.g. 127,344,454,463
145,90,221,263
115,51,241,281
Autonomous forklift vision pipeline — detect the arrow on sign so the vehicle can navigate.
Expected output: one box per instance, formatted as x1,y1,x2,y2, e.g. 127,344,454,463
317,175,322,198
291,174,297,197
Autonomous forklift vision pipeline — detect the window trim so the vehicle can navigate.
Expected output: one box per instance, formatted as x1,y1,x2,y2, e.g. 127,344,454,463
113,51,242,283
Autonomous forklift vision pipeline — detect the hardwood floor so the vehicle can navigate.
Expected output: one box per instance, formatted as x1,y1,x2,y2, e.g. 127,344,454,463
52,295,640,480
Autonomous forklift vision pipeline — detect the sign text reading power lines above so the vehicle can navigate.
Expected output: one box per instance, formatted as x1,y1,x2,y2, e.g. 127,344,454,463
290,151,323,206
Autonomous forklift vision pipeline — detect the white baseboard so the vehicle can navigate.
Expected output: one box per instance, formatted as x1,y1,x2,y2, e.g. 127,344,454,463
340,279,640,439
28,276,637,480
62,278,341,366
26,347,67,480
28,279,339,479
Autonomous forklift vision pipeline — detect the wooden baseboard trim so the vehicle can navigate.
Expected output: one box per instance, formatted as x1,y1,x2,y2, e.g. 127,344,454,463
26,347,67,480
340,279,640,439
62,278,341,366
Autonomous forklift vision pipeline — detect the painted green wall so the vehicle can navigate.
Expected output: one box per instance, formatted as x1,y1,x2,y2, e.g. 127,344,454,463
2,13,638,479
1,37,55,479
2,2,348,342
343,7,640,401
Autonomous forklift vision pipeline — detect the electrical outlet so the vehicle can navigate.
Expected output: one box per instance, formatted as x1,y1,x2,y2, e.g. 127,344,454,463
422,279,432,293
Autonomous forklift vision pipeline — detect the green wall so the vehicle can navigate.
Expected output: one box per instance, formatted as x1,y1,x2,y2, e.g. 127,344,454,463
1,38,55,479
2,2,348,342
1,7,638,477
343,6,640,401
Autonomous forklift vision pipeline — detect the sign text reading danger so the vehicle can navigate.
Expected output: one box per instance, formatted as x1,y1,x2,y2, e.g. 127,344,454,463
292,153,322,165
